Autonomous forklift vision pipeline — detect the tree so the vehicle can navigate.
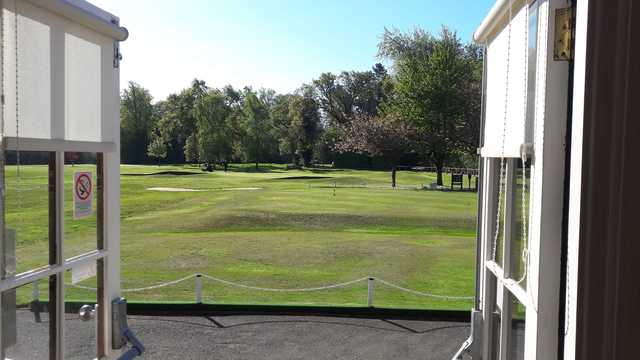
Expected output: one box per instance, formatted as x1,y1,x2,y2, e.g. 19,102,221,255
144,79,209,164
146,101,168,163
194,90,232,168
312,66,393,167
335,113,414,187
378,27,481,185
146,96,180,163
340,70,383,117
181,79,208,163
312,68,389,126
242,91,272,169
271,94,298,164
460,43,484,155
313,72,353,126
184,133,198,163
147,134,167,165
121,82,154,163
222,85,249,163
289,86,321,166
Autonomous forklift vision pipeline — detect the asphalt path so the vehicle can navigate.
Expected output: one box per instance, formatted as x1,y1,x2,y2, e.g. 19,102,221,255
7,310,470,359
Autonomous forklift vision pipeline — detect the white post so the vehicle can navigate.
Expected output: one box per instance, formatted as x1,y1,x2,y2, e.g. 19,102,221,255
195,274,202,304
31,280,41,323
32,281,39,302
367,277,374,307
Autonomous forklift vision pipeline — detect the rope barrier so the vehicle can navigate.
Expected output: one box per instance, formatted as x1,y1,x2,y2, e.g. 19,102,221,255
375,279,474,301
64,273,474,301
69,274,197,293
200,274,368,293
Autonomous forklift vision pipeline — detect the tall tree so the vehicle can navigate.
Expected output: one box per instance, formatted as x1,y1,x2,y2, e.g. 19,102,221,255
145,79,208,164
147,134,167,164
121,82,154,163
147,94,185,163
340,70,382,117
146,100,168,163
335,113,414,187
313,66,389,125
221,85,248,163
181,79,208,163
289,86,321,166
313,66,393,166
194,90,233,168
313,72,353,126
378,27,481,185
183,133,198,164
271,94,298,164
242,91,272,169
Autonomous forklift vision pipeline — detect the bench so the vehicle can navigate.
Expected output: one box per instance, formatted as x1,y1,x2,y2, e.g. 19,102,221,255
451,174,464,190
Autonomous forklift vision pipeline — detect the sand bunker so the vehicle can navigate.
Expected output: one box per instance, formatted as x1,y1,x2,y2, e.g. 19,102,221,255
123,171,202,176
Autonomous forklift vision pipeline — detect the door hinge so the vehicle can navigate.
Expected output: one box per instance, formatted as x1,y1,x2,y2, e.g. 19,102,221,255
554,6,575,61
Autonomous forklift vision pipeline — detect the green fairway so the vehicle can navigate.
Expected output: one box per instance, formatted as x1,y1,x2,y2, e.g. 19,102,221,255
7,163,477,310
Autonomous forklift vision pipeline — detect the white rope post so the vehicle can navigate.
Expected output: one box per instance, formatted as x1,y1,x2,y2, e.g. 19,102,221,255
31,280,41,323
195,274,202,304
32,281,39,302
367,277,375,307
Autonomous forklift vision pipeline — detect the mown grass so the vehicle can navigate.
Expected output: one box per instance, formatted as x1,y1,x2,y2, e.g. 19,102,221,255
7,163,477,310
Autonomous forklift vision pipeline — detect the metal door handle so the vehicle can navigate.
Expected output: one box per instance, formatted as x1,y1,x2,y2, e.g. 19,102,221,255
78,304,95,321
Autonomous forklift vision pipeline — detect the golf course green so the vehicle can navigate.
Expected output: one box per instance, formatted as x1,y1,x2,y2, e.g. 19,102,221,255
7,163,477,310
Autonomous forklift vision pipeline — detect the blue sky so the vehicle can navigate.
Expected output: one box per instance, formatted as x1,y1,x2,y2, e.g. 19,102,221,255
91,0,495,102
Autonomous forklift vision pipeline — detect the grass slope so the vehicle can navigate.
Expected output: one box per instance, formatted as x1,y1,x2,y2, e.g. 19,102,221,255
7,163,477,310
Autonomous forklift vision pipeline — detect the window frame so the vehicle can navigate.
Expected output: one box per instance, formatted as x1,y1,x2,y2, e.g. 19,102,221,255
478,0,571,359
481,156,531,360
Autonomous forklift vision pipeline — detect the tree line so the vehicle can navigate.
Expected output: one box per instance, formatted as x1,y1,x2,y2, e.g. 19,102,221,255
120,27,482,185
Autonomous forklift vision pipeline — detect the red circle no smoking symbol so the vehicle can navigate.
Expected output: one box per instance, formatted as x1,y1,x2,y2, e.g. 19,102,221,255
75,173,92,200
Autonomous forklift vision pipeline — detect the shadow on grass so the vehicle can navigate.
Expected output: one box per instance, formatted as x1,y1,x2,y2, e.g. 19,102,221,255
308,168,345,173
270,176,334,180
122,171,204,176
152,210,477,235
226,164,286,173
226,164,350,174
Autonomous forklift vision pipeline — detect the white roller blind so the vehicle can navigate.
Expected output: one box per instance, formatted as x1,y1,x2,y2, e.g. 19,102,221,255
2,0,119,147
65,32,102,142
482,4,529,158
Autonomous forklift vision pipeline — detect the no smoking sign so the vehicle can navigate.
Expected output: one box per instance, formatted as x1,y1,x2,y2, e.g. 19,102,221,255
73,171,93,219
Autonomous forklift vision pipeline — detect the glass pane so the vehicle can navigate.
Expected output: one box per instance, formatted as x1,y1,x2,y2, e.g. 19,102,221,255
5,151,52,274
493,160,506,266
510,295,526,359
492,305,501,360
64,153,98,259
510,160,530,285
3,278,53,359
65,260,99,360
525,2,540,143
